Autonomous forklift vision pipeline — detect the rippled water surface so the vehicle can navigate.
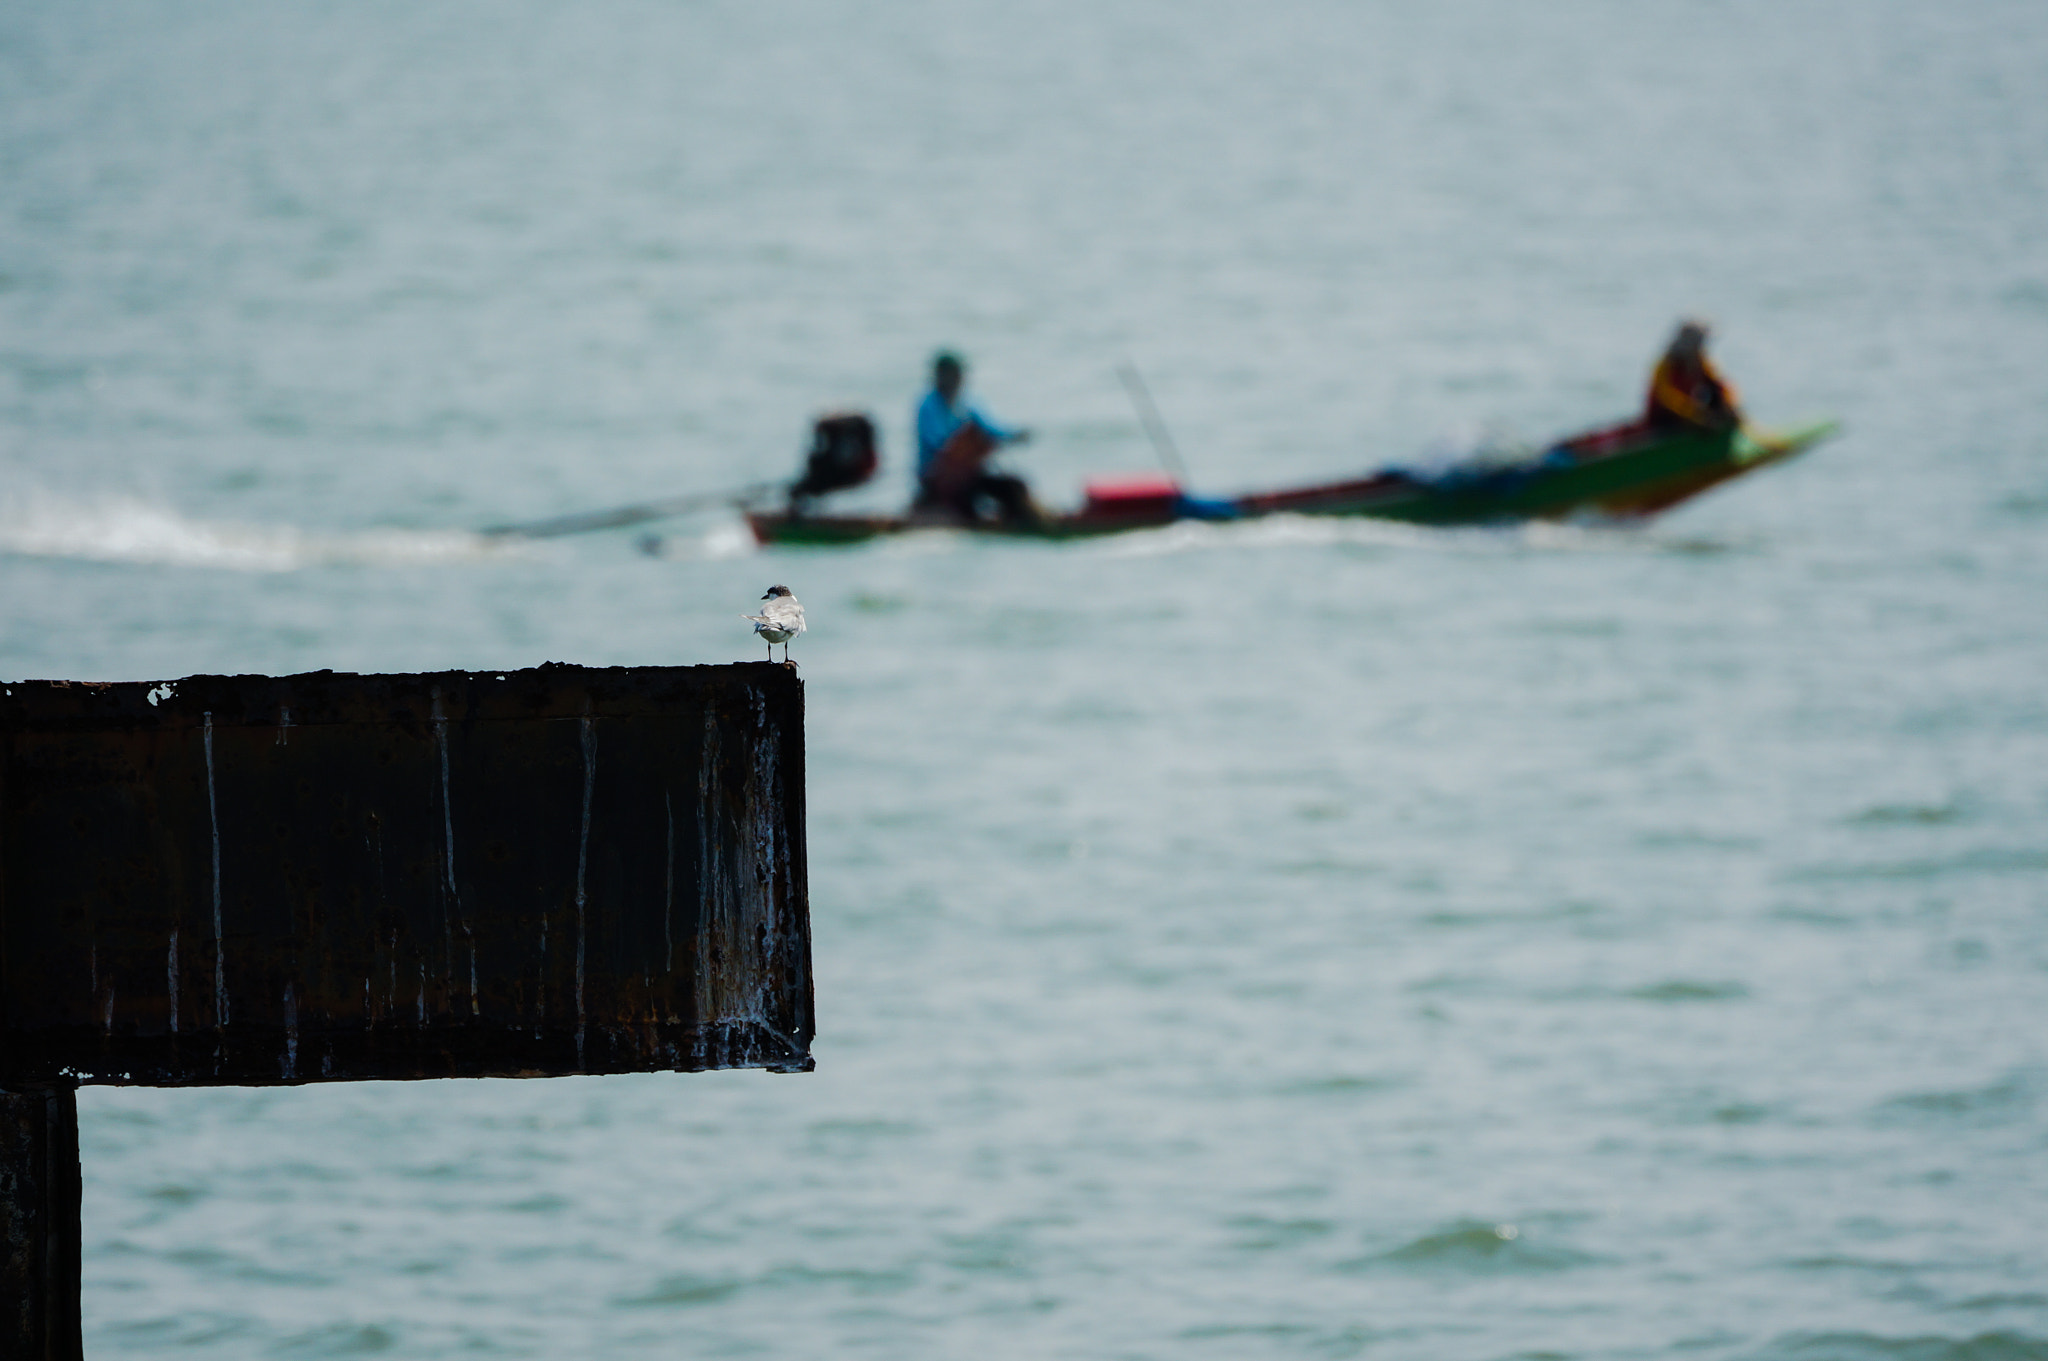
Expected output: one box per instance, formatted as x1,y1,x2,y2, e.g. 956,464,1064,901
5,2,2048,1357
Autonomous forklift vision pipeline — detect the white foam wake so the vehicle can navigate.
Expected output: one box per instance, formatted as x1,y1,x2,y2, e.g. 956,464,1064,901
0,492,518,572
635,518,760,561
1089,513,1745,559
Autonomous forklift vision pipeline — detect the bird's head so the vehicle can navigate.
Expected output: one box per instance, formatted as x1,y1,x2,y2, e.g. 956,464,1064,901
762,585,791,599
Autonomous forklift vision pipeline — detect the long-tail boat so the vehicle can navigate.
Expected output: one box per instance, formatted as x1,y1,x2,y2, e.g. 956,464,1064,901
743,415,1836,548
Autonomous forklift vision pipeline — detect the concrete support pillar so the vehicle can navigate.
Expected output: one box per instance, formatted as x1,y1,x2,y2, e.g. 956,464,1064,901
0,1082,82,1361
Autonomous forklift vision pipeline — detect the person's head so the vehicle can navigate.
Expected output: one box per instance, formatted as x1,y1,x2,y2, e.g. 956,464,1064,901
1670,319,1710,359
932,351,965,400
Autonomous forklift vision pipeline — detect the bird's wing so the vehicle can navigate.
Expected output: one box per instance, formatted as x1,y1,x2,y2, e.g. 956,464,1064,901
742,613,770,628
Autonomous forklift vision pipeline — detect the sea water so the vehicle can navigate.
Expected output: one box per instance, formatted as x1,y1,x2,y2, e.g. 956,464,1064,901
4,2,2047,1357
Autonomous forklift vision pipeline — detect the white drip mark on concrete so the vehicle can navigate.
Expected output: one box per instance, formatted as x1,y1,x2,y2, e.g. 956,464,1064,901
167,928,180,1033
576,714,595,1066
697,708,719,1060
730,723,783,1036
204,712,227,1029
664,789,675,974
276,705,292,746
103,987,116,1036
432,689,478,1014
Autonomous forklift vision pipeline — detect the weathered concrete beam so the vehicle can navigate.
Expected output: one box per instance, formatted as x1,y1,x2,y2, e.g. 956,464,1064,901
0,662,814,1087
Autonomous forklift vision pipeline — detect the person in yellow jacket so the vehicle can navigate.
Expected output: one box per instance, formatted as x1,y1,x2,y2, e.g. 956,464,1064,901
1645,319,1742,433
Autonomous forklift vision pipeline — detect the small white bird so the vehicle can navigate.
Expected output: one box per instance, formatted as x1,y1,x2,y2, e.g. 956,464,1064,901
742,584,805,662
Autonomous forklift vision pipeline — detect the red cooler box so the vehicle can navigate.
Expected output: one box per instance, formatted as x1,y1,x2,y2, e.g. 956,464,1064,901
1082,474,1183,517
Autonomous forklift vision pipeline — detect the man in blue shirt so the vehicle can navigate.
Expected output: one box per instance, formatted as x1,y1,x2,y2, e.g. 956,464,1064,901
913,351,1036,524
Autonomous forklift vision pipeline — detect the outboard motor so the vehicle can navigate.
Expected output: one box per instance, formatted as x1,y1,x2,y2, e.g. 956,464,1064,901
788,411,878,512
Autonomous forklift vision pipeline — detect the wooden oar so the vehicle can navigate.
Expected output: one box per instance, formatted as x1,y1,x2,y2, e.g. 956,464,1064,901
1116,362,1192,486
480,483,774,540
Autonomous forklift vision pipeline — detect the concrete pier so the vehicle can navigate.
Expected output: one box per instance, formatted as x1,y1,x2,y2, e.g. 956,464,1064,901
1,661,813,1356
